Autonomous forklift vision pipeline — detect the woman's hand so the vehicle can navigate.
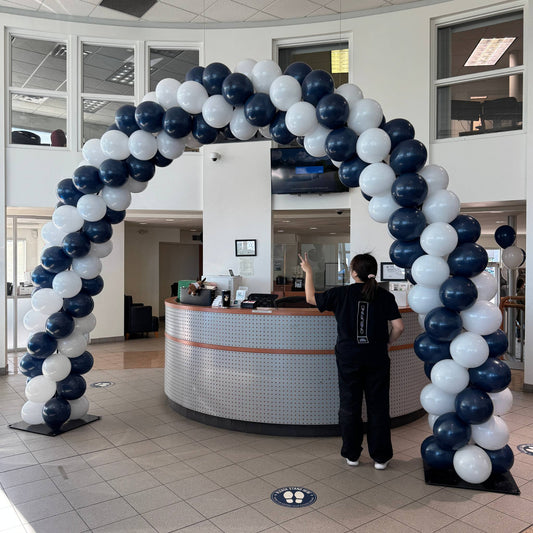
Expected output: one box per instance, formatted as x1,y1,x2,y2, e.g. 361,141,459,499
298,252,313,275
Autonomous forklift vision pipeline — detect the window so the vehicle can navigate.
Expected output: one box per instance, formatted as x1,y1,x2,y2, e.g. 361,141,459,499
149,48,199,91
435,10,523,139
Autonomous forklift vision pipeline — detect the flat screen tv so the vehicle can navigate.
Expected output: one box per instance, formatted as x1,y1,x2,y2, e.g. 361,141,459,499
271,147,348,195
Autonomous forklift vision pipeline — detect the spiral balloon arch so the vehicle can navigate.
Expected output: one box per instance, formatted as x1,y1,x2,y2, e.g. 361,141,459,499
16,58,515,488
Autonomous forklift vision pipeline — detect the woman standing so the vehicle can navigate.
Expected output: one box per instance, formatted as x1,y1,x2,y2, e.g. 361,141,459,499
299,252,404,469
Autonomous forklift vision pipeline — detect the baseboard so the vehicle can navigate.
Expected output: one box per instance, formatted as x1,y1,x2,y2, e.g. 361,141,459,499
523,383,533,393
90,336,125,344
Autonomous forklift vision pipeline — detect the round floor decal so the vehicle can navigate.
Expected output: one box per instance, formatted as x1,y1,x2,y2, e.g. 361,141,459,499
271,487,317,507
517,444,533,456
90,381,115,388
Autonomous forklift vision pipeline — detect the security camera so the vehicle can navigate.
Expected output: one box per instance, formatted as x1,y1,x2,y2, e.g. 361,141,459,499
337,210,344,215
209,152,221,162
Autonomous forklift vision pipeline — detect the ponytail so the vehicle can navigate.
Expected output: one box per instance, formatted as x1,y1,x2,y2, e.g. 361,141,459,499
350,254,379,301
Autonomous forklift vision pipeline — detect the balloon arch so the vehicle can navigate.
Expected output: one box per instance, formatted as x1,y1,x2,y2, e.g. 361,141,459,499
18,59,515,486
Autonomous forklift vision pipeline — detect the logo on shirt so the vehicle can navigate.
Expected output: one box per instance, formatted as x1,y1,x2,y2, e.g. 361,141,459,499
357,301,369,344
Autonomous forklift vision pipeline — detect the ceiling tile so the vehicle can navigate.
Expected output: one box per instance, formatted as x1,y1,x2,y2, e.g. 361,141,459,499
204,0,257,22
326,0,387,12
143,2,196,22
245,10,278,21
158,0,217,15
308,6,336,16
39,0,95,16
0,0,42,9
88,5,138,20
263,0,324,19
235,0,276,8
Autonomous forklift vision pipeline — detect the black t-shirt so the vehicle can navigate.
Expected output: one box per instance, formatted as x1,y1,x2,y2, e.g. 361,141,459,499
315,284,401,355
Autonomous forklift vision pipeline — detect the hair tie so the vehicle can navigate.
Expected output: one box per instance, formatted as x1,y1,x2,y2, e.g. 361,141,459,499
367,274,376,279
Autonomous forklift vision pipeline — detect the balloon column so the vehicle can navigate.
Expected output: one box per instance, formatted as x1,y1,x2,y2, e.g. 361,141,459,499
495,224,525,270
18,56,513,484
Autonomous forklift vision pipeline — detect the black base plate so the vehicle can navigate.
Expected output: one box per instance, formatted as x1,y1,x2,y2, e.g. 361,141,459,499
9,414,100,437
423,462,520,495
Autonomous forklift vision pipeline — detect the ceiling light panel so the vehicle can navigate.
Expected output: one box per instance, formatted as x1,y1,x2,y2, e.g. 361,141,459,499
464,37,516,67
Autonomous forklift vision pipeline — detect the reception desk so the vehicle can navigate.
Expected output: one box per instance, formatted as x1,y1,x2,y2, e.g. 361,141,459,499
165,299,426,436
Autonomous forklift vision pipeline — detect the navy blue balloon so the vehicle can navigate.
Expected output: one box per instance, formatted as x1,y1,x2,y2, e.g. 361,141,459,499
389,139,427,175
424,361,434,379
244,93,276,127
32,265,55,288
27,331,57,359
105,207,126,225
483,330,508,358
389,239,425,268
45,311,75,339
302,69,334,106
43,397,71,430
82,275,104,296
447,243,488,277
62,232,91,259
126,155,156,182
405,267,416,285
455,387,494,425
433,412,471,451
450,215,481,244
19,353,44,377
382,118,415,151
135,101,165,133
202,62,231,95
99,159,128,187
192,115,218,144
63,291,94,318
269,112,295,145
56,178,84,206
220,124,236,140
469,358,511,393
485,445,514,474
325,127,357,161
439,276,478,312
152,151,173,167
107,123,119,131
185,65,205,83
421,435,455,470
338,156,368,188
284,62,312,85
495,225,516,249
41,246,72,273
163,107,192,139
57,374,86,400
316,94,349,129
69,351,94,375
391,173,428,207
115,104,139,136
73,165,103,194
82,220,112,244
222,73,254,106
414,333,451,364
388,208,427,241
425,307,462,342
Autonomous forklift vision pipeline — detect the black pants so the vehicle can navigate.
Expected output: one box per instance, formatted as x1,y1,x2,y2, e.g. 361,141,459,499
336,348,393,464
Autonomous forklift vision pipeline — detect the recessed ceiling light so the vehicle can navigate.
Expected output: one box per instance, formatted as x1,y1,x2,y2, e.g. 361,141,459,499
310,227,318,230
464,37,516,67
278,229,284,233
496,220,506,224
190,228,197,232
329,232,337,235
470,96,488,100
165,219,174,222
139,222,147,225
282,220,291,223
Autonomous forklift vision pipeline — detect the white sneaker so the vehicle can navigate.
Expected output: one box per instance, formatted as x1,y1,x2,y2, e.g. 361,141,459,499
346,458,359,466
374,460,390,470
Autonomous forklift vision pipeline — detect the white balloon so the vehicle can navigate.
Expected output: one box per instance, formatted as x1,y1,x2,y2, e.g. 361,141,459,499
25,375,57,403
23,309,48,332
42,221,67,245
450,331,489,368
157,131,185,159
331,159,343,168
419,165,449,194
285,101,318,137
359,162,396,197
368,193,400,223
57,333,88,358
335,83,363,107
356,128,391,164
74,313,97,334
184,132,202,149
471,416,510,450
155,78,181,109
202,95,233,129
428,413,439,431
235,58,257,79
53,205,84,233
142,91,157,103
77,159,90,168
177,81,209,115
21,401,45,425
128,130,158,161
461,300,502,336
420,383,457,415
258,125,272,139
418,313,426,329
102,185,131,211
82,138,106,167
251,59,282,93
72,255,102,279
470,271,498,302
453,445,492,484
347,98,383,135
31,288,63,315
229,106,258,140
42,353,72,382
303,124,331,157
431,359,470,394
52,271,82,299
76,194,107,222
420,222,458,257
90,240,113,258
502,245,523,269
123,176,148,194
407,285,442,314
100,130,130,160
269,75,302,111
411,255,450,288
422,190,461,224
68,396,90,420
488,388,513,416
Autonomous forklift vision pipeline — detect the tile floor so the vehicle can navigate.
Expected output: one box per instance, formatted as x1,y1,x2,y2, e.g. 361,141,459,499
2,332,533,532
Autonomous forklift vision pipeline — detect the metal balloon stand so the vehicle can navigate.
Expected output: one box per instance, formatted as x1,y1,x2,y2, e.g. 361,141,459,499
9,414,100,437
